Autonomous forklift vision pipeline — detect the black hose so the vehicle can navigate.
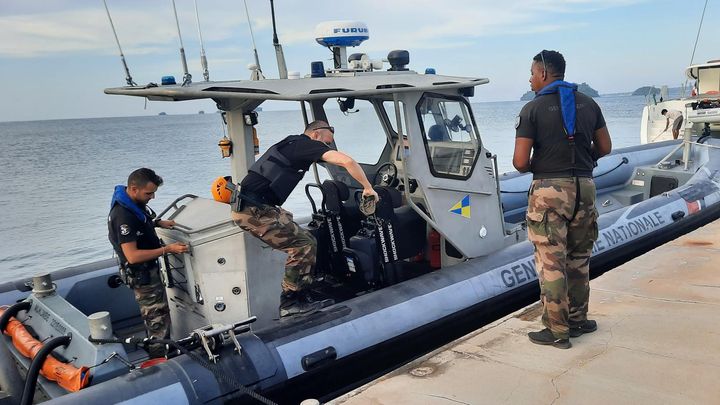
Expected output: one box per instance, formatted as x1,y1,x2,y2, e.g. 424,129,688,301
593,157,629,179
0,301,31,331
20,335,71,405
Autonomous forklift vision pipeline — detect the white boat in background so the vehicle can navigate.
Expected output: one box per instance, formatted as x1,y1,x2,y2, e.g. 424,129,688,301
641,59,720,144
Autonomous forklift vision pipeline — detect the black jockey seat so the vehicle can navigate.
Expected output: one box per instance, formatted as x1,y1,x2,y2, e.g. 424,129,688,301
321,180,363,241
344,186,426,286
305,180,364,279
373,187,426,260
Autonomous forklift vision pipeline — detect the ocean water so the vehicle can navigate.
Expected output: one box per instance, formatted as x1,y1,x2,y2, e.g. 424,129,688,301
0,94,648,279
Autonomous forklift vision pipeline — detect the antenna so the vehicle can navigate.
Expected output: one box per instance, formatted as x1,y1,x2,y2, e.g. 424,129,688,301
244,0,265,80
102,0,137,86
170,0,192,86
684,0,708,95
269,0,288,79
193,0,210,82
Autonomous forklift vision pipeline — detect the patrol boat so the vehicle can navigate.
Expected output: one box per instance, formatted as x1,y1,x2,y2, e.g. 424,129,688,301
2,23,720,405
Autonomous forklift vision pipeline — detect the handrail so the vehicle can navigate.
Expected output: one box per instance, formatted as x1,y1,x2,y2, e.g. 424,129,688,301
305,183,326,214
157,194,198,219
171,219,235,236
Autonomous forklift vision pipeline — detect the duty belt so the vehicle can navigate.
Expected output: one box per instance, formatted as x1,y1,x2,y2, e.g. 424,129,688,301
223,181,272,212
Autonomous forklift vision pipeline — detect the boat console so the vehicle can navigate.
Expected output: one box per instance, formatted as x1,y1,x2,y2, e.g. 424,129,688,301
155,197,286,333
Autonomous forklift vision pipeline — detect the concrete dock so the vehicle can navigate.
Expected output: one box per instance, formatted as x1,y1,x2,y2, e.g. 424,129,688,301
330,220,720,405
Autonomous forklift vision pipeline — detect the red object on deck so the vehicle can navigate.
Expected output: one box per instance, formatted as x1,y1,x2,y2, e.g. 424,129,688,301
140,357,167,368
429,229,442,269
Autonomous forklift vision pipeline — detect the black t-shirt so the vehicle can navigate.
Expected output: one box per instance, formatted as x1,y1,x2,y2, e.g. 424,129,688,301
108,204,160,266
515,91,606,179
240,135,331,205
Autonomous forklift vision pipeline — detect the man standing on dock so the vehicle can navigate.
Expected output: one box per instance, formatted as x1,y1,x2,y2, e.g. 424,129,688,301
108,168,188,358
513,50,612,349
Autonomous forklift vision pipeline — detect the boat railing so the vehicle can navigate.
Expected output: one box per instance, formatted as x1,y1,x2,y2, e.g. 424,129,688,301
157,194,197,219
655,132,720,171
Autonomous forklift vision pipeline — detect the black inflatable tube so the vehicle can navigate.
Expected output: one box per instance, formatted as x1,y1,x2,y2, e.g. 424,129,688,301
20,335,71,405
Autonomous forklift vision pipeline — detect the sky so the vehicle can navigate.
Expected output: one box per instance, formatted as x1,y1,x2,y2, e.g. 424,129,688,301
0,0,718,122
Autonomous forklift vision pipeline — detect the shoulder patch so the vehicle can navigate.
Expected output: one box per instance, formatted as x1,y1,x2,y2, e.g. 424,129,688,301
515,115,521,129
120,224,130,236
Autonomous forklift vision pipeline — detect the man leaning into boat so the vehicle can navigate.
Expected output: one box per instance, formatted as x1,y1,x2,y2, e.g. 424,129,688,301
213,120,378,317
108,168,188,358
513,50,612,349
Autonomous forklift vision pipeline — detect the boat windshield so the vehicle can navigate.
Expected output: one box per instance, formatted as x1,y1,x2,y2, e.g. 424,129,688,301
328,99,390,165
417,94,480,179
697,67,720,95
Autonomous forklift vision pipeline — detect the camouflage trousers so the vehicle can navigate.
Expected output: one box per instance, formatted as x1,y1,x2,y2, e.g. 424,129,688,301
526,177,598,339
231,204,317,292
130,268,170,358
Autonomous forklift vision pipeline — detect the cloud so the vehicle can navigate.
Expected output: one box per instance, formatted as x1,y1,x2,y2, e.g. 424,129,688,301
1,0,648,58
0,3,247,58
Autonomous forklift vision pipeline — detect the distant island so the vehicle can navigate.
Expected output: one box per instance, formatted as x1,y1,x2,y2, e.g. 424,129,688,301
158,112,167,116
521,82,600,101
198,110,205,114
631,86,684,98
632,86,660,96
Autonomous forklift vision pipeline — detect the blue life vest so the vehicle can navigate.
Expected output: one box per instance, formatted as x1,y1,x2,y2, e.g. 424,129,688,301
536,80,578,139
247,135,306,205
110,185,149,222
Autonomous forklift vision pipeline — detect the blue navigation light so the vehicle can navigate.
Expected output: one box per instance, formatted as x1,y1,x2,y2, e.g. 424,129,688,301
161,76,177,85
425,68,436,75
310,61,326,78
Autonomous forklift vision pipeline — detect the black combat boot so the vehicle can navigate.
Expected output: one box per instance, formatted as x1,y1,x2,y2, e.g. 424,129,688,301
279,291,322,317
569,319,597,337
528,328,572,349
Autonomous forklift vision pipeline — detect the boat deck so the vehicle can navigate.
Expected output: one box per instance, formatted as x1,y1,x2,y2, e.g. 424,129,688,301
329,219,720,405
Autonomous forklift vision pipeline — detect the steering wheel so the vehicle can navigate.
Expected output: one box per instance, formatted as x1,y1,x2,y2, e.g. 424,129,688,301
373,162,398,187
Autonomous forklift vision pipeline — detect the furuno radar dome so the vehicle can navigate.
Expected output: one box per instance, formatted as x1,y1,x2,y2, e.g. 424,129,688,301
315,21,369,69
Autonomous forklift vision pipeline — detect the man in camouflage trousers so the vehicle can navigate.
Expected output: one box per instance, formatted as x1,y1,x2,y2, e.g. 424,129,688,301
219,120,378,317
108,168,188,358
231,205,316,294
513,50,612,349
130,270,171,358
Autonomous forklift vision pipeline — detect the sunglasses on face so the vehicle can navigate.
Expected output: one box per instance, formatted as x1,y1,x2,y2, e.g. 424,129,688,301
316,126,335,134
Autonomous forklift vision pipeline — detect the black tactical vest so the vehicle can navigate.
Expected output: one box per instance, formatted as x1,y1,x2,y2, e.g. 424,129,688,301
247,135,306,205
